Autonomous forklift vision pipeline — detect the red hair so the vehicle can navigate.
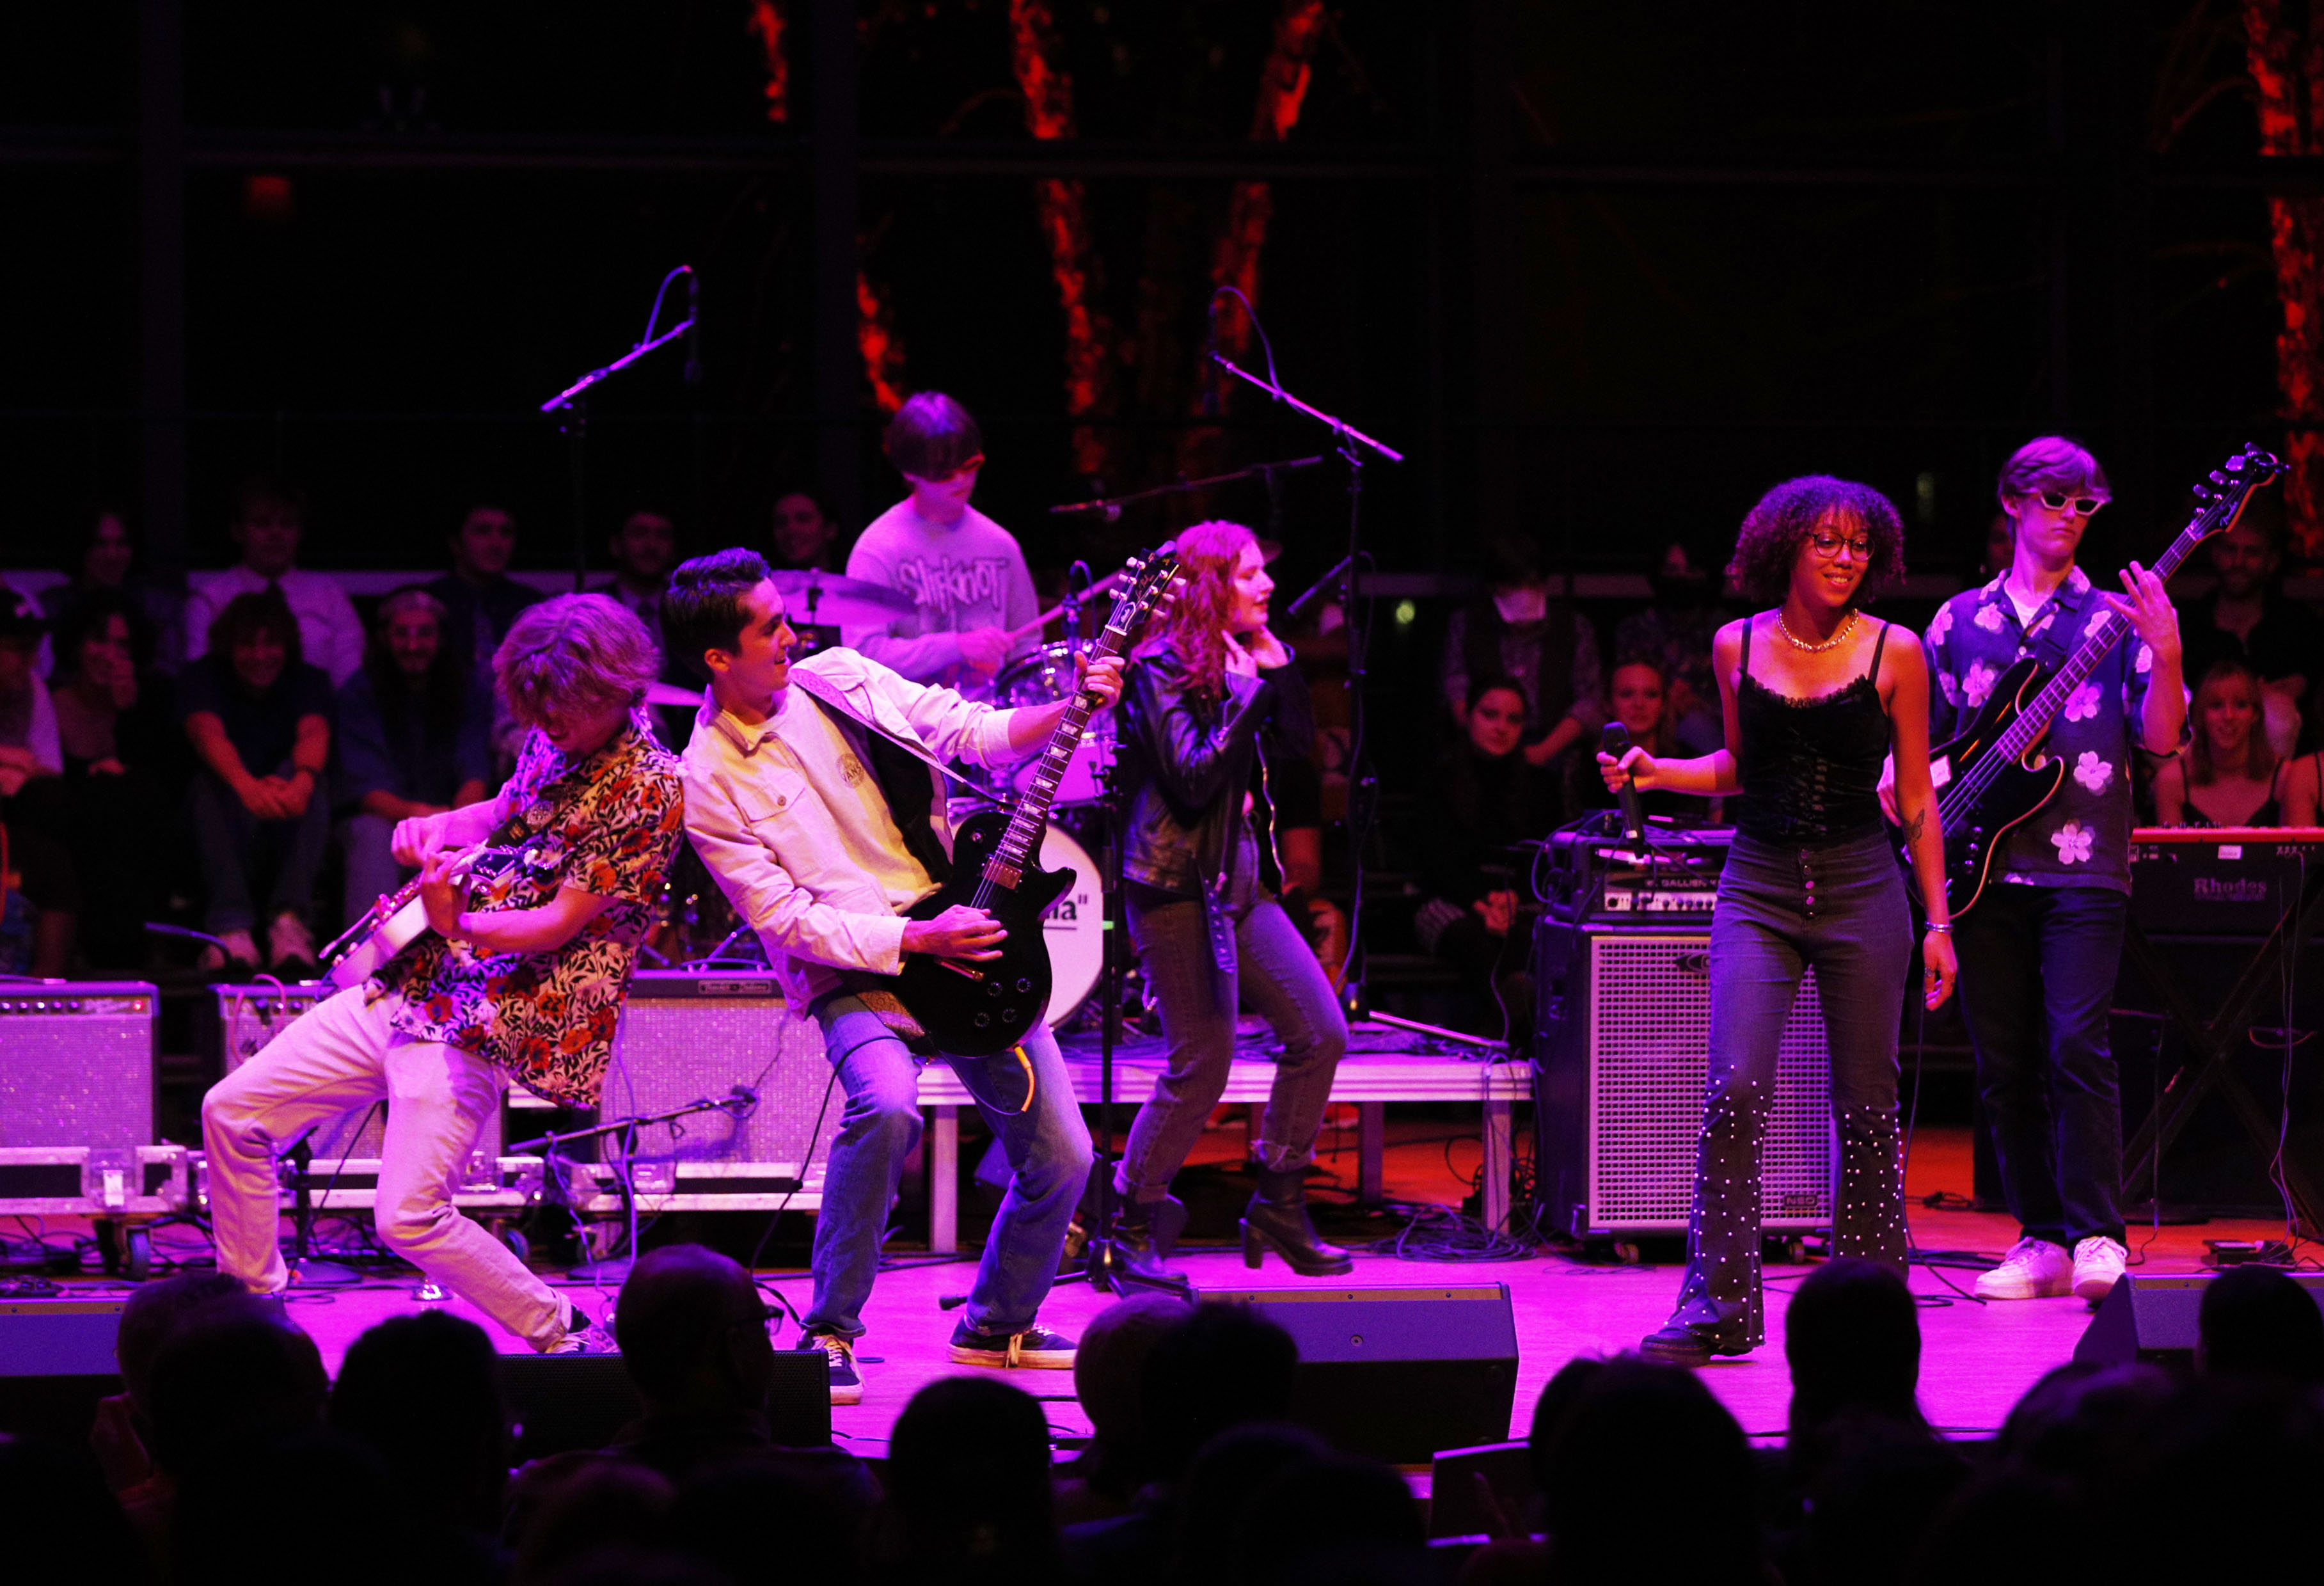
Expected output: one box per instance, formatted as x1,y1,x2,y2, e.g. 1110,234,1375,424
1139,519,1258,703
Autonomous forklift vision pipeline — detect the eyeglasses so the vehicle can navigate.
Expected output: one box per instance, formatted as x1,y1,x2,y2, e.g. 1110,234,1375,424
1808,531,1874,560
2037,491,2105,517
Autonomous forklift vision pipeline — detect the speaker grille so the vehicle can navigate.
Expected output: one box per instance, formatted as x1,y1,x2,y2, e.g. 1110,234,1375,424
1586,934,1831,1230
0,988,155,1148
216,987,501,1161
604,985,835,1191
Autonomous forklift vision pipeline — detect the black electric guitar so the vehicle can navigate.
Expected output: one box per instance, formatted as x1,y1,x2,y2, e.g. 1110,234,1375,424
1919,443,2281,917
853,550,1180,1062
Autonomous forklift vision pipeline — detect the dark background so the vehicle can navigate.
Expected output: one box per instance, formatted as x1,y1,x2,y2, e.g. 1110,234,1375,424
0,3,2297,685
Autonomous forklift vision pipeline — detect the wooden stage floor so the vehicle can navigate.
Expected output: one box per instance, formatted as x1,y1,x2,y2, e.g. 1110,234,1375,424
35,1123,2299,1459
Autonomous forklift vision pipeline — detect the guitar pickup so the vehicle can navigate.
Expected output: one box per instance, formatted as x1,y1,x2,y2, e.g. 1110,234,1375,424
938,961,986,981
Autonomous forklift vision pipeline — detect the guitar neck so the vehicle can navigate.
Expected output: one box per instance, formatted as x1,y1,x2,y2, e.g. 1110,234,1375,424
984,630,1128,879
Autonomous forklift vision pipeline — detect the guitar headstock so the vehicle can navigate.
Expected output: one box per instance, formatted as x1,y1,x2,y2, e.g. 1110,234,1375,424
2190,443,2284,518
1097,549,1185,650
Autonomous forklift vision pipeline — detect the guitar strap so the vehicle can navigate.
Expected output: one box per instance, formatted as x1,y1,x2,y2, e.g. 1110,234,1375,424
787,666,993,799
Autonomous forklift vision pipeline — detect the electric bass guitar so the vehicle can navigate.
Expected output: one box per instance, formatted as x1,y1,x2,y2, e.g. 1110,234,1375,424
1918,443,2281,917
850,549,1180,1059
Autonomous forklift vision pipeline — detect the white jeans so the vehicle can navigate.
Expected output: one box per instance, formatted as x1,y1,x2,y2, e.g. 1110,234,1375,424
200,983,568,1349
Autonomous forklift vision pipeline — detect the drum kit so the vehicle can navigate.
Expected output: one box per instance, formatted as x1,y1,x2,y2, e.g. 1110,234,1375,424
655,567,1124,1030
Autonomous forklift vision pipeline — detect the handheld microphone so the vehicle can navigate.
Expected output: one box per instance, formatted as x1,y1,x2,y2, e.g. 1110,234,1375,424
683,269,702,386
1198,296,1220,417
1601,721,1644,843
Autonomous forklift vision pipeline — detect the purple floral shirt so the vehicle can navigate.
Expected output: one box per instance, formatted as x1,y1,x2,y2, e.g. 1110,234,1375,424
1922,567,2159,897
372,708,683,1106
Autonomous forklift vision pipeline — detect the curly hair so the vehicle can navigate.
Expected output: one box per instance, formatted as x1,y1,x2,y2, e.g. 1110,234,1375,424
207,587,304,668
1138,519,1258,704
1723,475,1906,608
491,592,660,730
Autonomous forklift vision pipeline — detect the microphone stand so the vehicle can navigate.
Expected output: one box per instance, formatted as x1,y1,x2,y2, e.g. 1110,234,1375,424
1204,292,1404,1011
1047,456,1327,520
539,266,699,593
509,1087,754,1283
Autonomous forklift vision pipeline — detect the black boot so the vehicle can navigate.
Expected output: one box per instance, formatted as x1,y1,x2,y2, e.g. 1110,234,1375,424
1115,1194,1189,1284
1240,1168,1354,1276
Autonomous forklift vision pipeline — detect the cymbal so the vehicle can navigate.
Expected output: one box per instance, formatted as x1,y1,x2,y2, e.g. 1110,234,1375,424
771,569,915,626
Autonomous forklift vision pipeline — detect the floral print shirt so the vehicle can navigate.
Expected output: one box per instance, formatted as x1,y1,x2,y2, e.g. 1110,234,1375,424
373,708,683,1106
1922,567,2158,897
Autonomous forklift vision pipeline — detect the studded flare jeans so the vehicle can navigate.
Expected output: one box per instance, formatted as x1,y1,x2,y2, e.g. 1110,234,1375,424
1664,830,1913,1349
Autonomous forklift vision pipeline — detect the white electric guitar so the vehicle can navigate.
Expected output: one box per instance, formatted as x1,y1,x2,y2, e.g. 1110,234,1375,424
317,844,510,990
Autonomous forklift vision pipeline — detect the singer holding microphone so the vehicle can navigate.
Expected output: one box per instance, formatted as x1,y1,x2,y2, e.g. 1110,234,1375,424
1599,476,1956,1367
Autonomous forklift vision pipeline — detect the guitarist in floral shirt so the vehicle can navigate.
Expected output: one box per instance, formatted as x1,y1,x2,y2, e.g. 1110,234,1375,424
1911,437,2186,1306
202,594,683,1352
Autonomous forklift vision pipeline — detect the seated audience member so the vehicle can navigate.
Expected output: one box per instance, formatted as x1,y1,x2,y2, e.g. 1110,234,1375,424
0,586,62,795
90,1270,246,1496
1455,1358,1606,1586
2178,504,2321,757
176,1431,401,1586
328,1310,510,1571
1237,1451,1427,1586
1612,541,1730,752
0,1438,152,1586
595,509,680,653
41,505,186,676
2197,1263,2324,1384
1169,1425,1332,1585
771,489,843,571
881,1376,1061,1586
427,504,542,779
2097,1377,2324,1585
184,477,365,688
180,587,333,973
1536,1360,1763,1586
50,591,184,967
1416,675,1560,1040
1784,1257,1929,1469
1979,511,2015,583
335,587,489,927
606,1244,783,1480
2153,660,2288,827
1439,532,1604,769
668,1457,869,1586
1054,1294,1189,1525
0,589,75,974
1579,657,1721,822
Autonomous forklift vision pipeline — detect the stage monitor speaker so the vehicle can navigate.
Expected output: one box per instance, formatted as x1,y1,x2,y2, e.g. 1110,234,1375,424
498,1348,830,1459
2074,1271,2324,1370
217,983,504,1163
1531,925,1831,1240
603,974,836,1203
0,984,157,1148
0,1297,127,1447
1192,1284,1518,1464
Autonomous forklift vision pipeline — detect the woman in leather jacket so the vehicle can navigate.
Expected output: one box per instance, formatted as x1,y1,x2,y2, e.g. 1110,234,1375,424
1111,521,1350,1279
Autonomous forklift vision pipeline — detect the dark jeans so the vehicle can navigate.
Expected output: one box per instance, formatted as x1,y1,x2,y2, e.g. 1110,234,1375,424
1952,882,2128,1248
188,769,329,933
1669,831,1912,1349
1119,884,1348,1197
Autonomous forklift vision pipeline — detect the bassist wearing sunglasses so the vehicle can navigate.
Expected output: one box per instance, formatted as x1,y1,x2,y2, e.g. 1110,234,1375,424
1904,436,2187,1306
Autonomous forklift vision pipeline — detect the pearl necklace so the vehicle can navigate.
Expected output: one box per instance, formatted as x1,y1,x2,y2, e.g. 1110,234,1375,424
1775,608,1858,653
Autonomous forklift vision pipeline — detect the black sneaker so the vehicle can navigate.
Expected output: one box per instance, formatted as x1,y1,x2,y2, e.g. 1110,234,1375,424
1638,1322,1752,1368
798,1329,863,1405
947,1320,1076,1369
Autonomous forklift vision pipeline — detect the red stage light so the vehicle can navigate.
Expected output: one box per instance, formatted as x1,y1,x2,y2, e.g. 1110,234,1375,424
242,173,294,222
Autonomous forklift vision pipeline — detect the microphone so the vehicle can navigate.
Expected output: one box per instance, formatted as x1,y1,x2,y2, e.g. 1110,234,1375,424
1198,296,1220,417
683,268,702,386
1601,721,1644,843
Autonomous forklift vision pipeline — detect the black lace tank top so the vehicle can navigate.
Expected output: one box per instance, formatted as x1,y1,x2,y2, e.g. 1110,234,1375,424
1732,617,1892,845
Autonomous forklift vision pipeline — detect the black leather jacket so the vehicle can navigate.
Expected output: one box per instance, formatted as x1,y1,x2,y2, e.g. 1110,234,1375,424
1116,641,1313,899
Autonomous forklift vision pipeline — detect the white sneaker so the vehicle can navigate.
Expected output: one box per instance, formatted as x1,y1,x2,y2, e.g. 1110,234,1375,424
268,913,317,972
2071,1235,2129,1301
1973,1236,2073,1299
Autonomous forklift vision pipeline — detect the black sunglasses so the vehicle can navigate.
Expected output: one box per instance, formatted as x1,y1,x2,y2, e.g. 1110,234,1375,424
2037,491,2105,516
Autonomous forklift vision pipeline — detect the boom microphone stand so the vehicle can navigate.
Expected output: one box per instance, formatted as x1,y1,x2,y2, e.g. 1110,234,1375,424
1201,285,1404,1009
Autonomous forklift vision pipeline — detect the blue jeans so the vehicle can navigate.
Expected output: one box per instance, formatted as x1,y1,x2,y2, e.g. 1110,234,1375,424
802,997,1093,1341
1952,882,2128,1248
1669,831,1913,1348
189,769,330,934
1119,885,1347,1196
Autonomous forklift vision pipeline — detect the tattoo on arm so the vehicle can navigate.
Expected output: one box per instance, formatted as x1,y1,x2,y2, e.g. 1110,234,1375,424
1906,809,1925,846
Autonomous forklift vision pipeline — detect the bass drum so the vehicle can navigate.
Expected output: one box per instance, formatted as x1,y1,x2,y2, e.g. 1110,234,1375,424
994,642,1114,806
1036,825,1105,1028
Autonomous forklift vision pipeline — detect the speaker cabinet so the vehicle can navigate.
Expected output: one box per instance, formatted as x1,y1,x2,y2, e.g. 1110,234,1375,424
1192,1284,1519,1464
498,1349,830,1459
598,974,835,1210
1532,925,1832,1240
216,984,506,1162
2075,1271,2324,1370
0,984,156,1148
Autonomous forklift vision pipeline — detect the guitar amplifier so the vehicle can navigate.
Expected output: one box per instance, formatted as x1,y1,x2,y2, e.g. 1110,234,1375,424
2130,828,2324,937
216,985,502,1162
1532,924,1832,1239
592,973,835,1211
0,983,157,1148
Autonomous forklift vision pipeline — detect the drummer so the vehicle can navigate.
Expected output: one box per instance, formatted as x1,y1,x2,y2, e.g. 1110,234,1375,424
842,392,1041,703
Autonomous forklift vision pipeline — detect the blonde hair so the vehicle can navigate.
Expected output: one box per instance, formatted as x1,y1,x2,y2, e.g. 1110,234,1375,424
2186,658,2276,788
492,593,660,729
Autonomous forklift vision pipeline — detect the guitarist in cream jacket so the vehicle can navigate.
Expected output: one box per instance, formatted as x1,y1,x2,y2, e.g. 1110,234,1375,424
666,548,1122,1404
1915,437,2186,1306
